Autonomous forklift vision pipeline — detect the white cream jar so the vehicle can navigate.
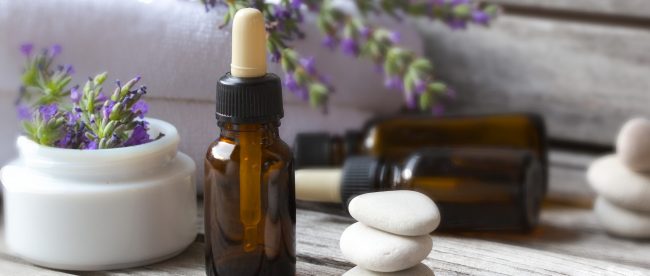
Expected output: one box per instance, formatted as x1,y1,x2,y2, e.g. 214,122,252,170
1,118,197,271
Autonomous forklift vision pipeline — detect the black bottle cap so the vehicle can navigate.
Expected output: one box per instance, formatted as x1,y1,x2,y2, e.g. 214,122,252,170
216,73,284,124
294,133,333,168
343,130,363,156
341,156,380,208
293,130,365,169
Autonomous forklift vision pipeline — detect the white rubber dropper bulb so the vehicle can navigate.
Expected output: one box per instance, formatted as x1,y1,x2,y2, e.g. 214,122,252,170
230,8,267,78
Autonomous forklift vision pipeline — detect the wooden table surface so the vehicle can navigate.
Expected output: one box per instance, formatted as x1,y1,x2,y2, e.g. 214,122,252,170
1,150,650,275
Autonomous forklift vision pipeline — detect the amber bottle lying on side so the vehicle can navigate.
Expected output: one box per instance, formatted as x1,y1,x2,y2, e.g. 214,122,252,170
294,113,548,191
296,148,544,232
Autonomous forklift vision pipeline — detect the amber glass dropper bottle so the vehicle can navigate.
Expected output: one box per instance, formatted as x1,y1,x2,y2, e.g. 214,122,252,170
204,8,295,276
296,148,543,231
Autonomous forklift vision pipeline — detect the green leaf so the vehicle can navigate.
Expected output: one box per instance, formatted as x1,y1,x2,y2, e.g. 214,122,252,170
308,83,328,108
94,72,108,86
453,5,471,19
428,82,447,94
419,91,434,111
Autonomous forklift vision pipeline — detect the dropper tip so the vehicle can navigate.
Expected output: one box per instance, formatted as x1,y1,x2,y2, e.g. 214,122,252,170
231,8,267,78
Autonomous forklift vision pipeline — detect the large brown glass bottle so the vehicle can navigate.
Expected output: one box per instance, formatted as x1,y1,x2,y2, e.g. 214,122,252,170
294,113,547,190
205,122,295,275
339,148,543,231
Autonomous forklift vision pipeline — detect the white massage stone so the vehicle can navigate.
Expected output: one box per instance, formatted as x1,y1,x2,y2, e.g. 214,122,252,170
616,118,650,172
587,155,650,213
343,263,434,276
348,190,440,236
594,197,650,239
340,222,433,272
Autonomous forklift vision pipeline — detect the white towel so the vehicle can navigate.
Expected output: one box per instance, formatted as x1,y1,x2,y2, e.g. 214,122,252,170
0,0,423,191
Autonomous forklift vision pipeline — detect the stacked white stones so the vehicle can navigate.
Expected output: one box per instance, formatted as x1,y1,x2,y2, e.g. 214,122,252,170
339,191,440,275
587,118,650,239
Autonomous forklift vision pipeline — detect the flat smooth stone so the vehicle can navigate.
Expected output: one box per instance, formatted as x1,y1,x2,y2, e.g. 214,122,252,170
616,117,650,172
594,197,650,239
343,263,434,276
587,155,650,213
348,190,440,236
340,222,433,273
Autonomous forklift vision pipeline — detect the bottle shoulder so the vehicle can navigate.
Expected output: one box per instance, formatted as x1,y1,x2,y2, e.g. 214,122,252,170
205,136,292,164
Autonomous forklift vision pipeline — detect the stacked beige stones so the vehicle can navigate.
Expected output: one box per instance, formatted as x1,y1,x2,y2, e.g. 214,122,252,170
339,191,440,275
587,118,650,239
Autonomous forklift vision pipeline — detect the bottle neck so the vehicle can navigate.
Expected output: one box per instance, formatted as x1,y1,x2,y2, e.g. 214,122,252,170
375,161,404,190
218,121,281,143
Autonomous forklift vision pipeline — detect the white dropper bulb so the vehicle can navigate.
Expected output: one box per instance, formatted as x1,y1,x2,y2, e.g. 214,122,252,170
295,169,343,203
231,8,267,78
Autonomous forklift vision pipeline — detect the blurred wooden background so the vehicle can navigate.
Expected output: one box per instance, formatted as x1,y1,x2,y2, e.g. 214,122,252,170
420,0,650,147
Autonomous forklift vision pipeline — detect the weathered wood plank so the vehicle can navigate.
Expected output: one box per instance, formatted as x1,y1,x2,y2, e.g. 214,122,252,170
418,15,650,146
3,204,650,275
489,0,650,20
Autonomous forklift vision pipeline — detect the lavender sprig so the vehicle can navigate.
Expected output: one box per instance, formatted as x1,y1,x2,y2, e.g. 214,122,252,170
17,43,74,108
77,74,152,149
16,45,156,149
21,104,67,146
203,0,498,113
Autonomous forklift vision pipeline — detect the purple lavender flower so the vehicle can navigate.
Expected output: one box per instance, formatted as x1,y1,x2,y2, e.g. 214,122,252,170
50,44,62,57
70,86,81,103
16,105,31,120
66,111,81,125
283,72,300,92
39,103,58,121
56,132,72,148
85,140,98,150
290,0,302,9
300,57,317,75
450,0,470,5
20,43,34,56
274,6,291,20
472,10,490,25
359,27,372,39
131,100,149,119
124,122,151,147
414,81,427,94
96,92,107,102
64,64,75,75
102,101,116,118
270,50,282,62
389,31,401,44
296,87,309,101
384,75,403,91
322,36,338,50
406,94,417,109
341,38,360,57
